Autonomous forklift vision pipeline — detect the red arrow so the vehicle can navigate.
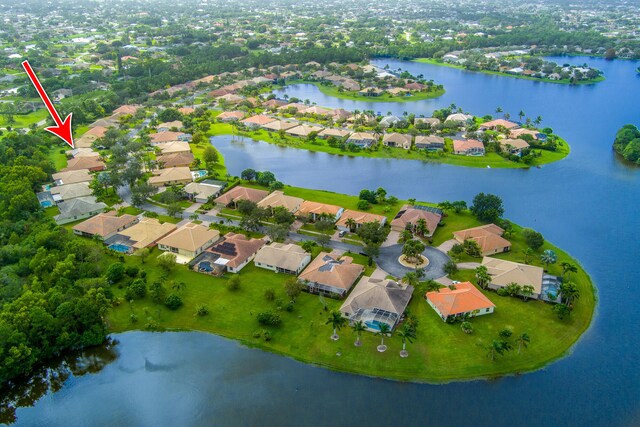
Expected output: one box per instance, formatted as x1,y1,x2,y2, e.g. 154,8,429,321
21,60,75,148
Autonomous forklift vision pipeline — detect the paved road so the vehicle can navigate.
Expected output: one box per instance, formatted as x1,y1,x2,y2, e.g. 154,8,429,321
376,244,451,279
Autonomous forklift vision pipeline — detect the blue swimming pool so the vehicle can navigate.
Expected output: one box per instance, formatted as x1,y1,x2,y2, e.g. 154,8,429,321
108,244,131,253
192,170,207,178
40,200,53,208
365,320,388,331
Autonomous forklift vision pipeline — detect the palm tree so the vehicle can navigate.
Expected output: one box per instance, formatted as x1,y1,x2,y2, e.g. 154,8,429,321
495,106,503,114
560,281,580,307
345,218,356,233
407,198,416,206
397,323,417,358
522,248,534,264
486,340,512,361
415,218,428,237
402,271,419,287
326,310,347,341
171,281,186,293
560,261,578,280
540,249,558,268
516,333,530,354
534,115,543,126
352,320,366,347
376,323,391,352
518,110,525,122
474,265,491,289
399,228,413,243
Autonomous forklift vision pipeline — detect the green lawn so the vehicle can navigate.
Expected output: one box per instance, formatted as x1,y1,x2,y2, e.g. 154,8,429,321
106,235,595,382
47,147,69,170
414,58,605,85
207,123,568,169
1,109,49,129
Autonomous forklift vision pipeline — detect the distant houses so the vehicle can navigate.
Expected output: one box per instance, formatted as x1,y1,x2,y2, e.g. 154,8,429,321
54,196,107,225
72,211,139,240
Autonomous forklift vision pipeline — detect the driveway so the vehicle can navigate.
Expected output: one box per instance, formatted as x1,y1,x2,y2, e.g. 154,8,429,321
376,244,451,279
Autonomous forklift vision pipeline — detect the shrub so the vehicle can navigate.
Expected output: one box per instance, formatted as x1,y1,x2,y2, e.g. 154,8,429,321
263,330,272,342
129,313,138,323
106,262,126,283
461,321,473,334
125,266,140,277
125,279,147,300
195,304,209,316
257,311,282,327
164,293,183,310
264,288,276,301
227,276,241,291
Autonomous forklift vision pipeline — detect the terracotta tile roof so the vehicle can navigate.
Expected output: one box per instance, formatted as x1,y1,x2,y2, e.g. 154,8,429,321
150,131,185,144
217,111,245,121
285,124,324,137
453,224,511,254
453,139,484,152
262,120,299,131
156,140,191,154
426,282,495,317
85,126,108,138
61,156,106,172
72,211,138,238
157,222,220,252
299,252,363,291
241,114,276,126
391,205,441,236
214,186,268,206
510,128,540,139
336,209,386,227
297,200,343,217
499,138,530,150
480,119,519,129
148,167,193,186
113,105,140,115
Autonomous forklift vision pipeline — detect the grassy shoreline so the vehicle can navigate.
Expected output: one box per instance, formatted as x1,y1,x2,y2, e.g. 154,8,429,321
291,79,446,102
207,123,570,169
414,58,605,85
106,183,596,383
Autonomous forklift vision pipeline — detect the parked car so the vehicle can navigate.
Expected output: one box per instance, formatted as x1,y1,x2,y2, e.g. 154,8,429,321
338,230,347,237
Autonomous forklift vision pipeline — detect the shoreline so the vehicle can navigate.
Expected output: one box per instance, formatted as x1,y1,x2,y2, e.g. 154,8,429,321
413,58,605,85
287,79,446,102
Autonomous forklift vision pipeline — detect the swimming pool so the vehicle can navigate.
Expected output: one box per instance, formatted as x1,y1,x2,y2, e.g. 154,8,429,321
365,320,389,331
108,244,131,253
191,170,207,179
40,200,53,208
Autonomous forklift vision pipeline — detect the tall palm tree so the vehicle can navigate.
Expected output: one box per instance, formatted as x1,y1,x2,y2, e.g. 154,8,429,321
399,228,413,243
352,320,366,347
397,323,417,358
540,249,558,268
518,110,525,122
522,248,534,264
345,218,356,233
326,310,347,341
560,282,580,307
560,261,578,280
516,333,530,354
495,106,503,114
474,265,491,289
415,218,428,237
534,115,543,126
376,323,391,352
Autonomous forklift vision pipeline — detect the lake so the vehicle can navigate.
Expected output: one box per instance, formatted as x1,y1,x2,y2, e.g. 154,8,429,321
8,57,640,426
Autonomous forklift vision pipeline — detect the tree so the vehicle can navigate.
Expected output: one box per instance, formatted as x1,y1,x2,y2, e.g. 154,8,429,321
397,322,417,357
363,243,380,260
470,193,504,223
376,323,391,352
561,262,578,280
403,271,419,287
241,168,257,181
522,247,535,264
486,340,512,361
167,202,183,218
326,310,347,340
356,221,386,244
265,224,289,242
463,239,482,257
157,252,177,272
521,285,535,301
352,320,366,347
523,229,544,250
540,249,557,268
560,281,580,307
203,145,219,164
553,303,571,320
461,321,474,334
345,218,357,232
399,228,413,243
227,275,241,291
105,262,125,284
444,260,458,276
402,239,425,264
256,171,276,186
148,281,167,304
415,218,429,237
139,248,150,264
284,277,303,301
516,333,530,353
164,293,183,310
475,265,491,289
451,200,467,213
316,233,331,248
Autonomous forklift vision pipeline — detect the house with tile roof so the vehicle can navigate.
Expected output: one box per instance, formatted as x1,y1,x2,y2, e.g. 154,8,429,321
183,181,224,203
298,252,364,298
73,211,139,240
148,167,193,187
157,222,221,262
108,217,177,251
480,119,519,130
425,282,495,321
50,182,93,203
340,277,414,332
499,138,530,155
453,224,511,256
214,186,268,208
382,133,412,149
196,232,266,274
156,151,195,168
254,243,311,275
453,139,485,156
297,201,344,222
150,131,186,145
61,156,106,172
240,114,275,128
336,209,387,232
262,120,298,132
217,111,246,122
481,257,554,300
156,140,191,154
257,191,303,213
414,135,445,151
52,169,92,185
391,205,442,237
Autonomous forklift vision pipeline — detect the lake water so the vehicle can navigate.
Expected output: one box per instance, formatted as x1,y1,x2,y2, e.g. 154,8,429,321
8,57,640,426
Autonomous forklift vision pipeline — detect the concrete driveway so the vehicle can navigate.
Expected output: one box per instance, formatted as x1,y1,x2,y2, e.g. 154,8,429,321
376,244,451,279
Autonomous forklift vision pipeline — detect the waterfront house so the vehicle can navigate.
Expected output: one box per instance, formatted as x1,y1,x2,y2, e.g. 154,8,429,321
346,132,378,148
382,133,412,149
217,111,246,122
336,209,387,232
150,131,186,145
257,191,304,214
340,276,413,332
200,232,266,273
414,135,445,151
391,205,442,237
426,282,495,322
453,224,511,255
298,252,364,298
241,114,276,129
214,186,269,208
183,181,224,203
453,139,485,156
254,243,311,275
285,124,324,138
157,141,191,155
156,151,195,168
499,138,530,155
297,201,344,222
480,119,519,130
262,120,298,132
318,128,351,139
